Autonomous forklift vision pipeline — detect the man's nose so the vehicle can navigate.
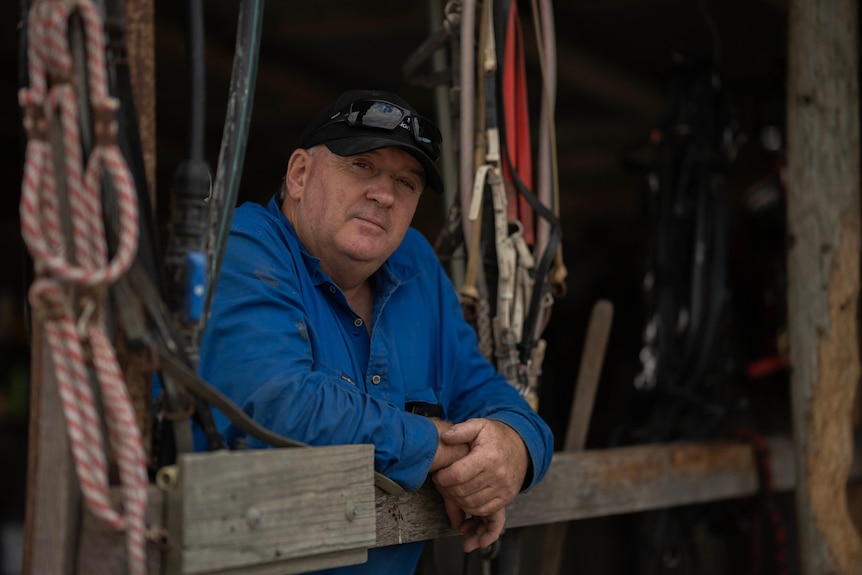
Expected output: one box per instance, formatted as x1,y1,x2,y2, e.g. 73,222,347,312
366,174,397,206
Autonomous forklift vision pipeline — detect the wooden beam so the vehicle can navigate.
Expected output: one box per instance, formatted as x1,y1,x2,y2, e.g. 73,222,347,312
786,0,862,571
162,445,376,575
375,437,809,547
90,436,862,570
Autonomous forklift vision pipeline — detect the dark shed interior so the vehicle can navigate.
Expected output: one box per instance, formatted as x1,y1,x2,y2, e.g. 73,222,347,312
0,1,840,573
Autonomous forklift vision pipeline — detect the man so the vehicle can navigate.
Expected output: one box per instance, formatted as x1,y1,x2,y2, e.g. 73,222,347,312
198,89,554,573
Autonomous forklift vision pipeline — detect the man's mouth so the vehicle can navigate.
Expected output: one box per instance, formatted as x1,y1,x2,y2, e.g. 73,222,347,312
355,215,386,231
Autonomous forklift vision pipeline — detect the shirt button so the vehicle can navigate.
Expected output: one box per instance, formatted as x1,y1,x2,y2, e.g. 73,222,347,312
371,375,381,385
329,285,336,294
354,318,363,328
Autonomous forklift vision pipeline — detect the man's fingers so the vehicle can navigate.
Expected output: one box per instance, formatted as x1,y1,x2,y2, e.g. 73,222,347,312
459,509,506,553
440,418,484,445
433,458,513,515
459,518,485,553
432,460,482,492
443,497,465,530
478,517,504,549
436,482,505,517
432,448,486,488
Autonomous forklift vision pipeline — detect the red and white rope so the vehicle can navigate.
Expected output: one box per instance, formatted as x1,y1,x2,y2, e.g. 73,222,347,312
19,1,147,573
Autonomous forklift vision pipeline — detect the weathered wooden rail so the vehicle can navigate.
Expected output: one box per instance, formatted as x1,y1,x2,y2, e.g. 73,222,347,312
75,436,858,574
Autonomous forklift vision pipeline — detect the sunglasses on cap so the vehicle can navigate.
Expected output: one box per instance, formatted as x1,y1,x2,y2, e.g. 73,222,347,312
324,99,442,162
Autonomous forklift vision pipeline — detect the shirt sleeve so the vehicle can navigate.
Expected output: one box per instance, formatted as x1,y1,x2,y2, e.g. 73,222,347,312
198,209,440,492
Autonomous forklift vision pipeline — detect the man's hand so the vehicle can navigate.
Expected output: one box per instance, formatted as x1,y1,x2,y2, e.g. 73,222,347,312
443,497,507,553
431,418,529,517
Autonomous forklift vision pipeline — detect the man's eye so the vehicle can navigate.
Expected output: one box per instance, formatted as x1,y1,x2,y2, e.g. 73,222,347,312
398,178,417,191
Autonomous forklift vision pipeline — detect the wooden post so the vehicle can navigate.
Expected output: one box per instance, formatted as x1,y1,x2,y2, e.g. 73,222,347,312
22,65,83,575
539,300,613,575
22,4,158,573
116,0,158,448
786,0,862,571
22,323,80,575
123,0,157,206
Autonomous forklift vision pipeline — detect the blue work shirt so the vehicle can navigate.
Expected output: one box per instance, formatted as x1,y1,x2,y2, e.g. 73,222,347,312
198,195,554,574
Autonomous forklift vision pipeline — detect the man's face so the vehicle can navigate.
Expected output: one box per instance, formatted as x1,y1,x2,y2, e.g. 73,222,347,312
284,145,425,280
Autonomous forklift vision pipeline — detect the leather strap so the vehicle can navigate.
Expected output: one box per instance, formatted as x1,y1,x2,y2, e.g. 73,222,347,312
501,0,534,244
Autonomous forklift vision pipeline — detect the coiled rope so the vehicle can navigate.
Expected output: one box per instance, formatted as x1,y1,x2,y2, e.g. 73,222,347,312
19,1,147,573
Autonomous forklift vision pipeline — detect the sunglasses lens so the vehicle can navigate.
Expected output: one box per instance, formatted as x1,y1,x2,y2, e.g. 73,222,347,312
339,99,442,161
347,100,405,130
413,117,442,161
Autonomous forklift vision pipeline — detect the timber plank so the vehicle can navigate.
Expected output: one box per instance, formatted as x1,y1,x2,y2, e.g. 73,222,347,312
164,445,376,575
505,442,758,529
132,436,859,569
375,484,460,547
374,437,808,547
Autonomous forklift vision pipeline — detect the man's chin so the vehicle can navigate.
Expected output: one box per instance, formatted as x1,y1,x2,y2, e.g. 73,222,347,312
338,226,407,263
340,241,391,267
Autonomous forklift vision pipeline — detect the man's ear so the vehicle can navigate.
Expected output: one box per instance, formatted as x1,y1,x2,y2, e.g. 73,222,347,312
285,149,309,200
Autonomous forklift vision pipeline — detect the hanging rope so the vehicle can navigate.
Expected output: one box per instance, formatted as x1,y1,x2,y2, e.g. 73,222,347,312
19,1,148,573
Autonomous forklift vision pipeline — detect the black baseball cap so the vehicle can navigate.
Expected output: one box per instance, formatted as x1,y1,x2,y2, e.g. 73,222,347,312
299,89,444,194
